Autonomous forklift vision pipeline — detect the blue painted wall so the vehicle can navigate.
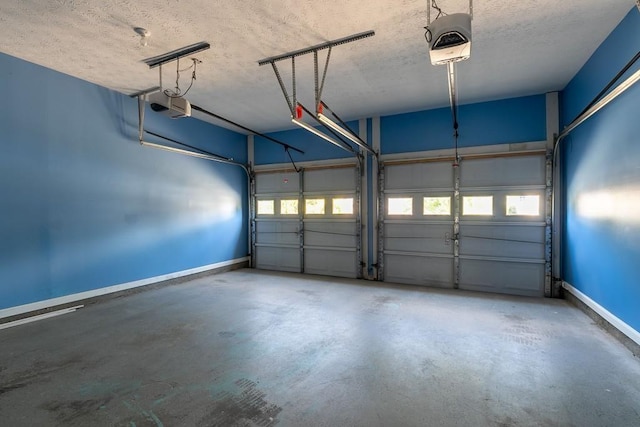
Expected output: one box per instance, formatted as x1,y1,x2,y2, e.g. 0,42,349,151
560,7,640,332
254,92,548,281
380,95,546,154
0,52,248,310
254,120,358,165
255,95,546,164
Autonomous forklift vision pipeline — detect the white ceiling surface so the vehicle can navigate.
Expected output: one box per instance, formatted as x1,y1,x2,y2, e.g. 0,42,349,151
0,1,634,133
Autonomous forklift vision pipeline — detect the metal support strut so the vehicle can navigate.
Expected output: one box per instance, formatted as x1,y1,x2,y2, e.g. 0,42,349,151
250,170,257,268
452,158,461,289
356,156,364,279
299,169,305,273
377,163,386,281
259,31,377,159
447,61,460,159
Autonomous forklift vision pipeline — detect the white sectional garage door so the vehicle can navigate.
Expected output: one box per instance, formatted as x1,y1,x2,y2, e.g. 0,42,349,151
253,165,360,278
381,160,455,288
253,170,302,273
380,152,549,297
458,154,547,296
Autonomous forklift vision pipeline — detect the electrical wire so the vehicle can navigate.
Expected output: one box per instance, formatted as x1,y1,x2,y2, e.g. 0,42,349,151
254,230,357,237
304,230,357,237
179,62,196,73
175,57,180,94
254,231,299,234
164,58,199,98
385,236,448,240
383,234,543,244
459,235,544,245
431,0,445,19
425,0,447,43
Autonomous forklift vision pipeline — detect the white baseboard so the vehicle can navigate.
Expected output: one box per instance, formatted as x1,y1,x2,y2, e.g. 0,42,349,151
563,281,640,346
0,257,249,320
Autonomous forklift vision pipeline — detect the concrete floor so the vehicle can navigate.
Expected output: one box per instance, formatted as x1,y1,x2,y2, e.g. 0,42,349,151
1,269,639,427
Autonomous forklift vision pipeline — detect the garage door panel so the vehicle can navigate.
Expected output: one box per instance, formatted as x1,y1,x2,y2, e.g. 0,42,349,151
460,189,545,222
459,225,544,259
301,167,359,278
384,254,454,288
304,222,356,248
460,156,545,187
256,172,300,193
459,259,544,297
255,220,299,245
386,162,453,190
382,152,548,297
384,223,453,254
256,246,300,272
255,166,360,279
304,168,355,193
304,249,356,278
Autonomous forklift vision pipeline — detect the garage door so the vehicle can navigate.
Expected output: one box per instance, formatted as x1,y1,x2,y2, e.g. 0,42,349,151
380,159,455,288
253,164,361,278
253,170,302,272
380,151,550,297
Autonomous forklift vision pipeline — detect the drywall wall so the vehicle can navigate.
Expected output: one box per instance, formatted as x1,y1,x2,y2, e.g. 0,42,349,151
380,95,546,154
254,120,359,165
560,6,640,332
0,52,247,310
255,95,546,165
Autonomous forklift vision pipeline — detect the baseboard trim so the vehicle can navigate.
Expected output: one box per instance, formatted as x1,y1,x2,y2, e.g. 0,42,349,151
0,257,249,321
563,281,640,348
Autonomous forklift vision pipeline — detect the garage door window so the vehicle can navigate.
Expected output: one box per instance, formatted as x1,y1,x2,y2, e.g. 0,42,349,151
280,199,298,215
333,197,354,215
388,197,413,215
423,197,451,215
305,198,325,215
506,195,540,216
463,196,493,216
257,200,274,215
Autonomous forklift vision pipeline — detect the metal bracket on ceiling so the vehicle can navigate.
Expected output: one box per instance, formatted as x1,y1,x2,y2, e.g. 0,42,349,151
258,31,376,156
142,42,210,93
142,42,211,69
258,31,374,111
265,46,333,117
258,30,374,65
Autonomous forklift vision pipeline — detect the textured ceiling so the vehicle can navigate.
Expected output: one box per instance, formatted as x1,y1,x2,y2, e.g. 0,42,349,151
0,1,634,132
